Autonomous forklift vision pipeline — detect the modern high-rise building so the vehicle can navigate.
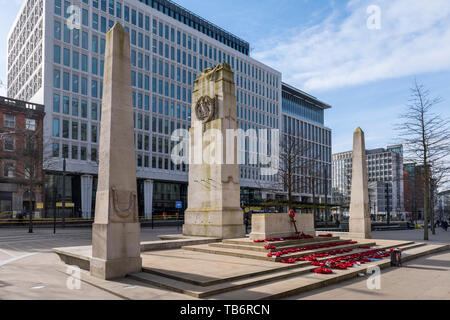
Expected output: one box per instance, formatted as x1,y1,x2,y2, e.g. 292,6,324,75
332,145,404,218
7,0,282,218
280,83,332,210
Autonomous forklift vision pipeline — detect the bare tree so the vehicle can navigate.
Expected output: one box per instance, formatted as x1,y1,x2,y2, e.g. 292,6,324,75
396,79,450,240
269,134,305,210
260,135,323,215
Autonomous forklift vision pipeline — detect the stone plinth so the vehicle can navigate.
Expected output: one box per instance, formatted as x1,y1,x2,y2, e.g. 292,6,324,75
349,127,371,239
90,23,142,279
249,213,315,241
183,63,245,239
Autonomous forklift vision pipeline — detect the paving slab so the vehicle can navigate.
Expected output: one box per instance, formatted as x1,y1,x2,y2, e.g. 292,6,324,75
0,251,198,300
141,248,288,286
139,239,414,287
52,236,222,271
207,243,449,300
286,249,450,300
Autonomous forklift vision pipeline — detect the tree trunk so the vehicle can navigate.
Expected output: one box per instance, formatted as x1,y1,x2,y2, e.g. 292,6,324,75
430,186,435,235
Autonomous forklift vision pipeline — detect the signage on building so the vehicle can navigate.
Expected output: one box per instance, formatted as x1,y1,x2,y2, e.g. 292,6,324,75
176,201,182,209
56,202,74,208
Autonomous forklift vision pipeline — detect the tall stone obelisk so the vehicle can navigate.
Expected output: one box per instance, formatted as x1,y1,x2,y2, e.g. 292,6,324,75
349,127,371,239
183,63,245,239
90,23,142,279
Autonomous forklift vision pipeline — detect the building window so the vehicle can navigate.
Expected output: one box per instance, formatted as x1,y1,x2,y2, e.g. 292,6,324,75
3,136,15,151
3,162,15,178
62,144,69,158
25,119,36,131
80,146,87,160
54,69,61,88
52,143,59,157
91,125,97,143
91,147,97,162
53,118,60,137
3,114,15,128
54,20,61,40
53,94,60,113
72,145,78,160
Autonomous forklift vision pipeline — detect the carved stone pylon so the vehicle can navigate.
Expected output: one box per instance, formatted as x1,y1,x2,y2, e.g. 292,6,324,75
349,127,372,239
90,23,142,279
183,63,245,239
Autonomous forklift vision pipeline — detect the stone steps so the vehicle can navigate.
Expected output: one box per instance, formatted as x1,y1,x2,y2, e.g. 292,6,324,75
129,264,316,298
183,241,377,262
128,241,424,298
141,261,307,287
207,243,449,300
143,241,413,287
208,238,347,253
222,236,340,247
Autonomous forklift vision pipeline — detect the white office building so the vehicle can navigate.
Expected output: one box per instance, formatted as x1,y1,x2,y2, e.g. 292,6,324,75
332,145,404,218
7,0,282,218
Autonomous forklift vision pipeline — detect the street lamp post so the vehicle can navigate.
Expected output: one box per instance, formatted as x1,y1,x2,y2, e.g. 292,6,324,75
28,188,33,233
62,157,66,229
53,182,57,234
385,183,391,225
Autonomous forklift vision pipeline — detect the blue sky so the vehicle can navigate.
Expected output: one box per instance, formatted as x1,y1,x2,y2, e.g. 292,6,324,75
1,0,449,153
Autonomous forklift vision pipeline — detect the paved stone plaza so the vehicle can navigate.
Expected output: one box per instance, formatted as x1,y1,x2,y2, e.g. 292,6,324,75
0,227,448,300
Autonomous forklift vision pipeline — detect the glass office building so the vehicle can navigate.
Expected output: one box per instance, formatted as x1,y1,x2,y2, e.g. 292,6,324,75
281,83,332,207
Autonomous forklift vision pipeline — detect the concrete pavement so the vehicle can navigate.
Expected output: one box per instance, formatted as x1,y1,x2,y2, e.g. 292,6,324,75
285,251,450,300
0,227,448,300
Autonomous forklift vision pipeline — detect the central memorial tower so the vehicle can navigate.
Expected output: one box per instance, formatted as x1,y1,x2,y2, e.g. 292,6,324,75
183,63,245,239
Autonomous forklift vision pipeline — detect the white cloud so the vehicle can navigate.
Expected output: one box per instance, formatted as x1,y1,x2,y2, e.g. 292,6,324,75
252,0,450,92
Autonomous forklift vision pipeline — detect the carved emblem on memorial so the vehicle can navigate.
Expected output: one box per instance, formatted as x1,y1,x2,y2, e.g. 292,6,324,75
111,186,136,219
195,95,216,123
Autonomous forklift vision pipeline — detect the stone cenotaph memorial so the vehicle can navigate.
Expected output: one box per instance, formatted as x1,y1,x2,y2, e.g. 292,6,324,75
90,23,142,279
182,63,246,239
348,127,372,239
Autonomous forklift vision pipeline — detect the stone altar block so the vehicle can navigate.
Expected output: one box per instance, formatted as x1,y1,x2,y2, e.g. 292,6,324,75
90,23,142,279
249,213,315,241
183,63,245,239
348,127,371,239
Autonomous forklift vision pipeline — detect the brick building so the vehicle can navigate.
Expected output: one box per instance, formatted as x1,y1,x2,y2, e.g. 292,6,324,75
0,96,45,218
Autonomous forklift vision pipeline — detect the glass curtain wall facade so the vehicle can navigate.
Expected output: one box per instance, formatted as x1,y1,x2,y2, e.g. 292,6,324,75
281,83,332,211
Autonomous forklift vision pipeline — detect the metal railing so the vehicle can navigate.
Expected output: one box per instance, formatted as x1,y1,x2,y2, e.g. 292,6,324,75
0,212,184,226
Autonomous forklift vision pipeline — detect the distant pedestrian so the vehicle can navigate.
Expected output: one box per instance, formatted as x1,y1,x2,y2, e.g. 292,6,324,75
442,220,448,232
244,212,250,233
